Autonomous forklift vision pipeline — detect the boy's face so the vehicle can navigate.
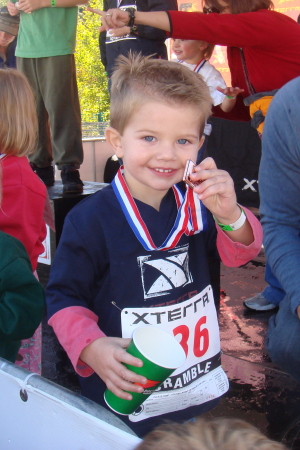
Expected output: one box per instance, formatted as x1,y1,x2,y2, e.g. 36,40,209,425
172,39,207,65
106,100,204,209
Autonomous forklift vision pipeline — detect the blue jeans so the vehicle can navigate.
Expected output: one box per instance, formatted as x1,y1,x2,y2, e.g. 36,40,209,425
263,263,285,306
266,296,300,383
259,76,300,383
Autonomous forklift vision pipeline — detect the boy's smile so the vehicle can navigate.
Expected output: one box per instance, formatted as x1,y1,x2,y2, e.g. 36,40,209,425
106,100,204,210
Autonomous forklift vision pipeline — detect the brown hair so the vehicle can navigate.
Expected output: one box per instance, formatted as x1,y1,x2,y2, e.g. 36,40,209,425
136,418,288,450
110,53,212,136
0,69,37,157
195,13,215,59
203,42,215,60
202,0,274,14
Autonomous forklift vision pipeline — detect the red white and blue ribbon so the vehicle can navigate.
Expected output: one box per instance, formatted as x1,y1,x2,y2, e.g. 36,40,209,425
112,167,207,251
178,59,207,74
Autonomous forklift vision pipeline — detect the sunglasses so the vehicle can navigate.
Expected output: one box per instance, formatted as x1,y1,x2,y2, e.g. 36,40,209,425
203,6,221,14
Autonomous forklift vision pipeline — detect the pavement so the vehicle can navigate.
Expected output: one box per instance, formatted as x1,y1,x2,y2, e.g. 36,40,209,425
201,256,300,449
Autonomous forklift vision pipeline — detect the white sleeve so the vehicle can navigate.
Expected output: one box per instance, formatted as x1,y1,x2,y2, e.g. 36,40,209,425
199,62,227,106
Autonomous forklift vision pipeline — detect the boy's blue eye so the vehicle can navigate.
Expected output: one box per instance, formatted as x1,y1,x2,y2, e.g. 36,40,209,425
144,136,155,142
177,139,189,144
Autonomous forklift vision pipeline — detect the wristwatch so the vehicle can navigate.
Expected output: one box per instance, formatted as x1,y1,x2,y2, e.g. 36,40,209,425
125,7,136,28
130,25,138,34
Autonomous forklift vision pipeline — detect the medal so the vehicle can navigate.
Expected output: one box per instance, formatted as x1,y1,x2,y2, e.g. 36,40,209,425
112,167,207,251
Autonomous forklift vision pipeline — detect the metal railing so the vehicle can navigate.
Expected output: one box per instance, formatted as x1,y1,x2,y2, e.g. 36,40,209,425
82,121,109,139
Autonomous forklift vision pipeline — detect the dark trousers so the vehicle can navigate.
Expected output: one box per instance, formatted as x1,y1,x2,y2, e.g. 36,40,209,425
17,54,83,169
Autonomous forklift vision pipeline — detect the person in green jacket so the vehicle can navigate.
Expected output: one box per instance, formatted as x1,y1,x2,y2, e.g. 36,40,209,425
0,230,45,363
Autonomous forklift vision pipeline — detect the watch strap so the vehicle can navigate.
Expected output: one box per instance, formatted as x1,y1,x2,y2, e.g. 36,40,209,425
130,25,138,34
126,7,136,28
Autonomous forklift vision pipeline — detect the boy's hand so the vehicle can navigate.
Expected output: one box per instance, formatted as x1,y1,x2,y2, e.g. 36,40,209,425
80,336,147,400
7,1,19,15
189,157,239,223
217,86,244,98
11,0,40,13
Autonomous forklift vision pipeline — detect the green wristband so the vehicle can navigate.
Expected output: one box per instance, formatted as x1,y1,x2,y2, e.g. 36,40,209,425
213,206,246,231
226,94,236,99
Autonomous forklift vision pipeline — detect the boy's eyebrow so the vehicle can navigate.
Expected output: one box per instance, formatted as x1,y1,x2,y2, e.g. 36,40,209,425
134,128,201,138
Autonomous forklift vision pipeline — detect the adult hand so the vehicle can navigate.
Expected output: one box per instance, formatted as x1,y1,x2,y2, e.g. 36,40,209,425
297,305,300,320
80,336,147,400
86,7,129,32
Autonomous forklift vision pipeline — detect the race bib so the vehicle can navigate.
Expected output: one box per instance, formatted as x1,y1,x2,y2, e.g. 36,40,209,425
121,285,229,422
106,5,137,44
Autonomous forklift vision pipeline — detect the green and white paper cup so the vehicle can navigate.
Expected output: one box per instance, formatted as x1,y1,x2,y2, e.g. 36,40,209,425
104,326,186,415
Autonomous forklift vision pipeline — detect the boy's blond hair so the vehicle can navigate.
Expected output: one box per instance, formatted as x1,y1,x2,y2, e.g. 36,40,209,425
110,53,212,137
0,69,38,157
136,417,288,450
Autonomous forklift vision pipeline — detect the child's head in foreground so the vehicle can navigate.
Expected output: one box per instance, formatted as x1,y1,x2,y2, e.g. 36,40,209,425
0,69,37,157
172,38,215,64
106,54,212,203
135,417,288,450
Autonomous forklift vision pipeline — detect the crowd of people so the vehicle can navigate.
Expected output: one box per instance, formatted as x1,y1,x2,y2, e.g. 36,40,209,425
1,0,300,447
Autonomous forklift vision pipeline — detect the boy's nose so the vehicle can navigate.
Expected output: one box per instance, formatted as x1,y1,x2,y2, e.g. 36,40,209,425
157,143,176,160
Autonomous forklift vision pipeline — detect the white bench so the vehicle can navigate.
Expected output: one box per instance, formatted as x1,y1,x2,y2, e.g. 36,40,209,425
0,358,141,450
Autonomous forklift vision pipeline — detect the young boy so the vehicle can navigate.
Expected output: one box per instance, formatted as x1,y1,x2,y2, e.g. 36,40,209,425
172,38,243,113
137,418,287,450
172,38,244,161
46,54,262,438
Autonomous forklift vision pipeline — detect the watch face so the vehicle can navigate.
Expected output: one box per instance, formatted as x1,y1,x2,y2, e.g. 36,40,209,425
183,159,203,188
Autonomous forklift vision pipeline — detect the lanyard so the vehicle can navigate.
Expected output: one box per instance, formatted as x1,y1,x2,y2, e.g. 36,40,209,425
112,167,207,251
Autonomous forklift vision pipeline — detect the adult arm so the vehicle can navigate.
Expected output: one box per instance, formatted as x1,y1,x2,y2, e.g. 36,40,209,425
90,8,171,33
100,8,289,49
259,77,300,318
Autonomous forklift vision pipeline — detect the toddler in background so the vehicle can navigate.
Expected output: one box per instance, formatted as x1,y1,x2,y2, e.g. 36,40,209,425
136,417,288,449
0,68,47,373
172,38,244,161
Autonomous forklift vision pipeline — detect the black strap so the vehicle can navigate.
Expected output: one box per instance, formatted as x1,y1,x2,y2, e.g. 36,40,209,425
239,48,255,96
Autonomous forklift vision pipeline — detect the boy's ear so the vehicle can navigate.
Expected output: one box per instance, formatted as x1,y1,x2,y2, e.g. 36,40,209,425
199,135,205,149
198,41,209,51
105,127,123,158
